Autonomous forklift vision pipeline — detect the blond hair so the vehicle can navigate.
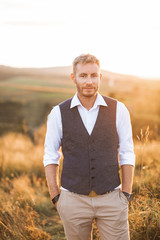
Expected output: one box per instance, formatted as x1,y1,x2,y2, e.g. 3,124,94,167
72,54,100,74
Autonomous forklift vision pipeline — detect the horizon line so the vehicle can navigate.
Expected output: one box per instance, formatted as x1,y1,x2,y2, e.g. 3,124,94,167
0,63,160,80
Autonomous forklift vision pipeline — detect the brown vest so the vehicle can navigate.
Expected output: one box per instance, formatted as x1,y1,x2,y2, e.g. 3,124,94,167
59,96,120,195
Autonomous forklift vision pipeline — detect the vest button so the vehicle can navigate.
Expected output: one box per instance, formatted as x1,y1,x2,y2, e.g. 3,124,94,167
91,176,95,179
91,167,95,170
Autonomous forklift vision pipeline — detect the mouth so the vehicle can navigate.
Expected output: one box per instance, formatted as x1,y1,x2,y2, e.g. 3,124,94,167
83,88,94,90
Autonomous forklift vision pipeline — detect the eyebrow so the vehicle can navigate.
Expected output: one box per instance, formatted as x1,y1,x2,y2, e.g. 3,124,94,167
91,73,98,75
79,73,87,76
79,72,98,76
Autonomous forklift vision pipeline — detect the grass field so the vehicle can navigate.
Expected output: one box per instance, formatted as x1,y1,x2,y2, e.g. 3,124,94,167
0,130,159,239
0,74,160,139
0,73,160,239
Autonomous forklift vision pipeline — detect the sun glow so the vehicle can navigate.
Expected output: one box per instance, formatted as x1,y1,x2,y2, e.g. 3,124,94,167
0,0,160,78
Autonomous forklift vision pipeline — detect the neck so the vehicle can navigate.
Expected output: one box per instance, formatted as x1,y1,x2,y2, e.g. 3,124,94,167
77,93,98,110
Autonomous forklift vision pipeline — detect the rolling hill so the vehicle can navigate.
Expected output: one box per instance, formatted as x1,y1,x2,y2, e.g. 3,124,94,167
0,64,145,82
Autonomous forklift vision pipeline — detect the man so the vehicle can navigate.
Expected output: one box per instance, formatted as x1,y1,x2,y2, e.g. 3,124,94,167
43,54,135,240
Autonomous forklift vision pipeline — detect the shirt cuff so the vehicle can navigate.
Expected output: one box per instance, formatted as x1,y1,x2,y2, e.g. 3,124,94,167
43,159,60,167
119,154,136,167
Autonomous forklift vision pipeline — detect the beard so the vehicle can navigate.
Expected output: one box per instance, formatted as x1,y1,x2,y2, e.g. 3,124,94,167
76,84,99,98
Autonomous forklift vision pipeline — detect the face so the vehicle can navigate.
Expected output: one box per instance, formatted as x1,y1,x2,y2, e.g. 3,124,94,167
71,63,102,98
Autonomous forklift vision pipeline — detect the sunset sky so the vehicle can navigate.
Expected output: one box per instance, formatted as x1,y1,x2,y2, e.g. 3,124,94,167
0,0,160,78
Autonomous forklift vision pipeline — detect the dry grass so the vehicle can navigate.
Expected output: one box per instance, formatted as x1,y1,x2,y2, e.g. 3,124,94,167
129,135,160,240
0,133,51,239
0,81,75,94
0,128,160,239
130,128,160,240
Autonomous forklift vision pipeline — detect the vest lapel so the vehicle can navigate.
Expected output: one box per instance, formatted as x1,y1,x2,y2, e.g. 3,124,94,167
71,107,89,138
72,106,105,138
90,106,106,138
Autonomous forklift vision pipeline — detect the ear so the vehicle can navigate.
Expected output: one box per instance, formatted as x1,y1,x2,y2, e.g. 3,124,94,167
100,73,102,81
71,73,76,84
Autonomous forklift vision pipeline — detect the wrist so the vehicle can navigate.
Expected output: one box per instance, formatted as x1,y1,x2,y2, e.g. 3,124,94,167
121,187,132,194
122,191,133,201
50,188,59,200
52,194,60,205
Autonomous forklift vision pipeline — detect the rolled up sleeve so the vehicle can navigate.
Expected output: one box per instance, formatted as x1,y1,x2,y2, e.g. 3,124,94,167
43,106,62,167
117,102,136,167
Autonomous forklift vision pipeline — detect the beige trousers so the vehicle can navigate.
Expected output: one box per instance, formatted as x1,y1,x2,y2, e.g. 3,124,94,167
57,189,130,240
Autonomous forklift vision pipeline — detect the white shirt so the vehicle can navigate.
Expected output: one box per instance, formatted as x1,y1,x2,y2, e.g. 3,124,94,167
43,93,135,168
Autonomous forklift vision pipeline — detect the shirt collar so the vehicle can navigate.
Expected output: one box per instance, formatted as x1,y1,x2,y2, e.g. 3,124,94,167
70,93,108,109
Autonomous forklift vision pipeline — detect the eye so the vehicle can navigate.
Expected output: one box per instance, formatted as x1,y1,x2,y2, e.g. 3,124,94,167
91,73,98,78
80,74,87,78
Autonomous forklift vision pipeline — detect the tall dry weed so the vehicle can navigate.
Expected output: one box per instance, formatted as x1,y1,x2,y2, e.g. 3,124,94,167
130,127,160,240
0,133,51,239
0,176,50,240
0,130,160,239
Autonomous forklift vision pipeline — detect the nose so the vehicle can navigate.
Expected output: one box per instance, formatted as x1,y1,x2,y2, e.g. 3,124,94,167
86,76,92,84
